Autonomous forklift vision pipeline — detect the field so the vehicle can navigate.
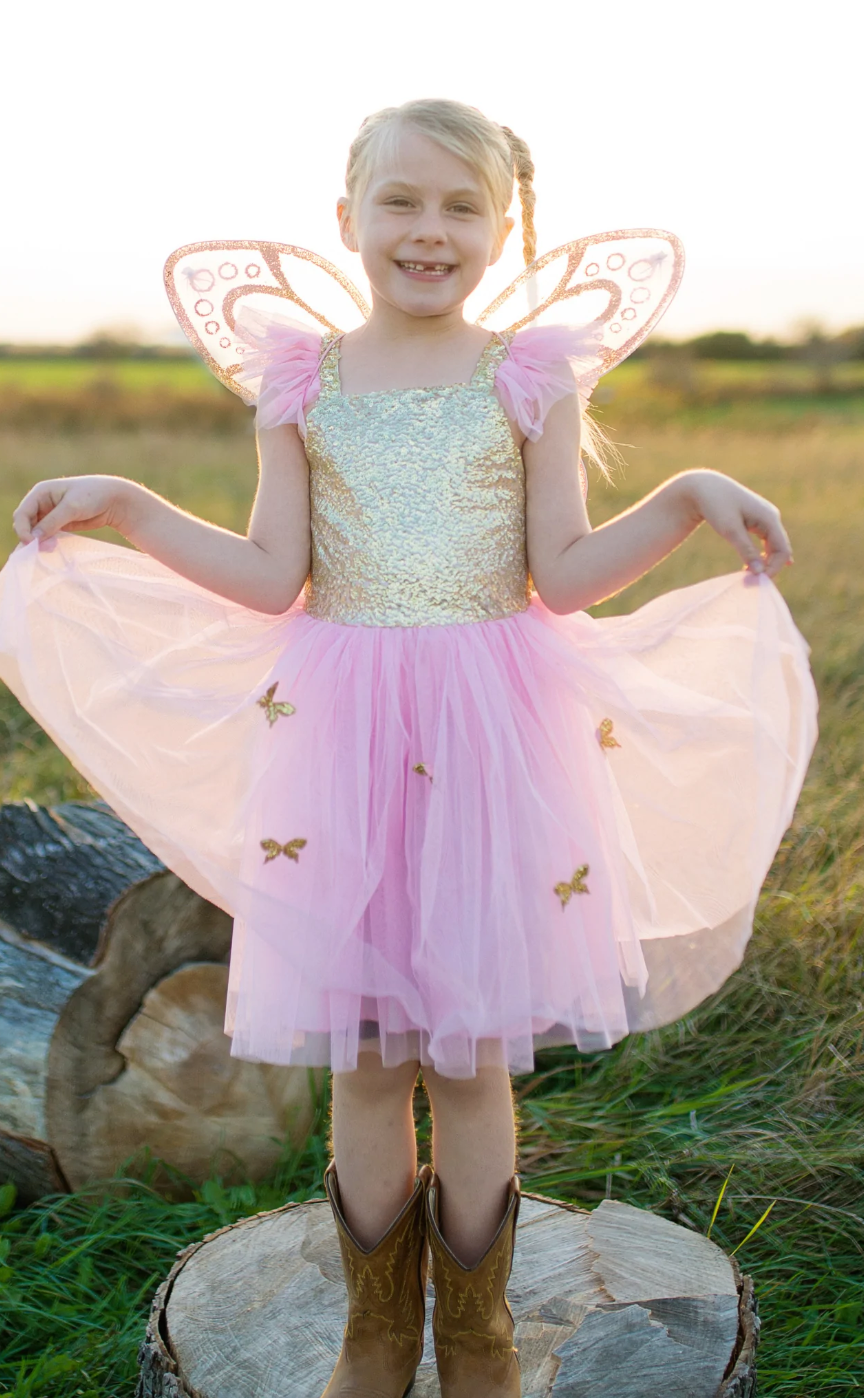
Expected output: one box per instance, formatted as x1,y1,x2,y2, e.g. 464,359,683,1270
0,360,862,1395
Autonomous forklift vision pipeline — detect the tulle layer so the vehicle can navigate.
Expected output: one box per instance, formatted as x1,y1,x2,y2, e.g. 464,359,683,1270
0,536,817,1076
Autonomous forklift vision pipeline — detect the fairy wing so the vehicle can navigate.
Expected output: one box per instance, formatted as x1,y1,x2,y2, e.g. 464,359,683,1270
163,241,370,402
475,229,684,377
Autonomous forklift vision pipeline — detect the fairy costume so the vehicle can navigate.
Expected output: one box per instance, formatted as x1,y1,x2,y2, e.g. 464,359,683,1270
0,232,817,1077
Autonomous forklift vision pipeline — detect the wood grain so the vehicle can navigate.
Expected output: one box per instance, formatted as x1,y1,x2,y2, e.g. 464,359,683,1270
138,1194,758,1398
1,865,320,1201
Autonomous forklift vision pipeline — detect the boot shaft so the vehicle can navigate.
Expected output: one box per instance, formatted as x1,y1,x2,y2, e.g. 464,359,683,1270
426,1173,521,1397
322,1163,432,1397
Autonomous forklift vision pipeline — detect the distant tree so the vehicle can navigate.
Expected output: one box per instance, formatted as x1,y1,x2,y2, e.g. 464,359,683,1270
689,331,787,361
833,326,864,361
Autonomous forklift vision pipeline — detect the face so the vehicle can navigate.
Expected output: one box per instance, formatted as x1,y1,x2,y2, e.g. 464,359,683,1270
338,128,512,319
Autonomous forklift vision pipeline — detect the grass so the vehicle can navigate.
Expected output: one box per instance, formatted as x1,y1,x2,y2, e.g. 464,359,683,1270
1,354,864,433
0,371,862,1394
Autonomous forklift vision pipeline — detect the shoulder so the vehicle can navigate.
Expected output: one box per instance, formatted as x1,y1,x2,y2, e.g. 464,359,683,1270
493,325,602,442
234,306,325,365
233,308,328,434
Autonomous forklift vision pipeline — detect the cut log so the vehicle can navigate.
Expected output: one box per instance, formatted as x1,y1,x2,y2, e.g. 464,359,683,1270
0,802,321,1203
137,1194,758,1398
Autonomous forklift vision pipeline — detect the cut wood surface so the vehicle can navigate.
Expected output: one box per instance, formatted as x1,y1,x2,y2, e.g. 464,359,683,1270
0,802,321,1202
138,1195,758,1398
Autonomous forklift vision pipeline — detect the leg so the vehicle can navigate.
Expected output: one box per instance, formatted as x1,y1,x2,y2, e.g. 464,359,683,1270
323,1052,428,1398
331,1051,420,1248
421,1065,517,1266
422,1066,521,1396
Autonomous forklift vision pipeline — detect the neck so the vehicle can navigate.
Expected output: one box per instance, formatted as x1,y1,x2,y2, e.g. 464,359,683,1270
360,295,471,347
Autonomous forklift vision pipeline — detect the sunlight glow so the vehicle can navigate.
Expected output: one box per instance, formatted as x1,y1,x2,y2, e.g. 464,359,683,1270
2,0,861,343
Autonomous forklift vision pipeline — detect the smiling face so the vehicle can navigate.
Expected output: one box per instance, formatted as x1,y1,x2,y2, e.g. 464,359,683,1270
338,128,512,320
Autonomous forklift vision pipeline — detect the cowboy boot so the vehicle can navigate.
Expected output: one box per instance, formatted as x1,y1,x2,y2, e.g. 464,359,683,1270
321,1160,432,1398
426,1173,521,1398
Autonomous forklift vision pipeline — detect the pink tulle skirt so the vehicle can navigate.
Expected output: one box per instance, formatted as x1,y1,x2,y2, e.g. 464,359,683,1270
0,536,817,1076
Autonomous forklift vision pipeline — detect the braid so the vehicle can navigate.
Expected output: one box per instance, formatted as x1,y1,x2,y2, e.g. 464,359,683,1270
500,126,537,266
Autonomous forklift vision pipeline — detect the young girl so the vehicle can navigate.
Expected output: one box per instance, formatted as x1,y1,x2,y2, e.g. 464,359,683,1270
1,100,816,1397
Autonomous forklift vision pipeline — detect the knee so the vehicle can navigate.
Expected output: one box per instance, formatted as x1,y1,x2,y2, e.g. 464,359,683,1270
334,1052,419,1106
422,1064,512,1109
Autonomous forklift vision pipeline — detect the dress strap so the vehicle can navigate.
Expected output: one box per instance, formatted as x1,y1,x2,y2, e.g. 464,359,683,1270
470,332,513,391
316,334,343,399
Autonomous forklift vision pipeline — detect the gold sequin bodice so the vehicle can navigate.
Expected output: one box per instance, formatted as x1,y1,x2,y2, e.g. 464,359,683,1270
303,335,530,627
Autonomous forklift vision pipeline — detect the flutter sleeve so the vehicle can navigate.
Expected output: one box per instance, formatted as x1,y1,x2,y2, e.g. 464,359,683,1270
232,307,324,436
494,324,604,442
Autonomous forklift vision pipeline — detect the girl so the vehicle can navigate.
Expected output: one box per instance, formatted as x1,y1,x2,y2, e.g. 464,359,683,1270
1,101,816,1397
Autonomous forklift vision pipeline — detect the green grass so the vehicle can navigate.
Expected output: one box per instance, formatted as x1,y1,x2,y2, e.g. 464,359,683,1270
0,407,862,1394
1,354,864,433
0,359,219,392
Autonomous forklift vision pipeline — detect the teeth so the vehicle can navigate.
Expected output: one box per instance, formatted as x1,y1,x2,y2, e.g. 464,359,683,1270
400,262,452,273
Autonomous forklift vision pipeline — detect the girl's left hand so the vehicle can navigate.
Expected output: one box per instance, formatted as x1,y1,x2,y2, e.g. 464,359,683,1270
684,470,793,578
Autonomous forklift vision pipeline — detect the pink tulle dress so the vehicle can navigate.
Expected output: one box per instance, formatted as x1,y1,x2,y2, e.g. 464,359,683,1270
0,318,818,1077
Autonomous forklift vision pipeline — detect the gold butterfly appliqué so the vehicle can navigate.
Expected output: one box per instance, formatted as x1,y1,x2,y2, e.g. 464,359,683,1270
257,683,296,727
554,865,590,907
412,763,432,781
261,837,307,864
597,718,621,750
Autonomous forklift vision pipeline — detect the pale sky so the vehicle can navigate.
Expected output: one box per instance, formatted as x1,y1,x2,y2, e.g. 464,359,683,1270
2,0,861,344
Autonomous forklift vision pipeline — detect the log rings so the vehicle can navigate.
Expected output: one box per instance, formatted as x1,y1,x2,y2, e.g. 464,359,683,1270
137,1194,758,1397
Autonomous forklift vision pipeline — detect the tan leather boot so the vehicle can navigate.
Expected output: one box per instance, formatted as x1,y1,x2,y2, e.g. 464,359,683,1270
426,1173,521,1398
321,1161,432,1398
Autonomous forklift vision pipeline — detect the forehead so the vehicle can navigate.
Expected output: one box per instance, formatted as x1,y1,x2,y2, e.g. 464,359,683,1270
366,127,485,196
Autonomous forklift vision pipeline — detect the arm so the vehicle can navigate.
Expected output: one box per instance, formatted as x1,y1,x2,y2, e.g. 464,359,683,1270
524,393,793,614
12,424,311,615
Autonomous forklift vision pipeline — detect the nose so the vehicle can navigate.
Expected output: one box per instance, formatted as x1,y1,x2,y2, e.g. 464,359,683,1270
409,204,447,244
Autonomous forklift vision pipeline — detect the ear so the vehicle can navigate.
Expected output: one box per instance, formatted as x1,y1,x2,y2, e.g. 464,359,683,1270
489,215,515,267
337,196,359,253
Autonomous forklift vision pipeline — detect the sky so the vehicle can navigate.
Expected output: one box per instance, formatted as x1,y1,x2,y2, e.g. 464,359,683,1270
2,0,861,345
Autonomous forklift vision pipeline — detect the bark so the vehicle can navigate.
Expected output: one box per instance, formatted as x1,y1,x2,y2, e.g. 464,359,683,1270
0,800,164,964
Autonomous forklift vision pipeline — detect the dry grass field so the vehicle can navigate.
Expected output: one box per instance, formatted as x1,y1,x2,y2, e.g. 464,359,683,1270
0,362,861,1395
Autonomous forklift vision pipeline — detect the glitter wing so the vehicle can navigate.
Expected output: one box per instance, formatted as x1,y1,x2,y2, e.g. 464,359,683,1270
164,242,371,402
476,229,684,378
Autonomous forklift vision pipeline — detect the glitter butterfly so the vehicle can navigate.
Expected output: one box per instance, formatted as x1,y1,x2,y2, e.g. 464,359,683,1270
412,763,432,781
257,683,296,727
554,865,590,908
261,837,307,864
597,718,621,750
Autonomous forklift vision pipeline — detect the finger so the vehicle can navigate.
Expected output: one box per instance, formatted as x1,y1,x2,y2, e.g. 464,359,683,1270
12,486,62,542
758,515,793,578
28,497,85,541
722,520,767,574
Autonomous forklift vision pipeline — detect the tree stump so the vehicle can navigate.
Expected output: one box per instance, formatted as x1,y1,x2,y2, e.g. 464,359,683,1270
137,1194,758,1398
0,801,321,1203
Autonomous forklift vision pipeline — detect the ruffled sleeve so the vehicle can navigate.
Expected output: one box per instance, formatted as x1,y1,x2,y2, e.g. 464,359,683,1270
494,324,604,443
232,307,324,436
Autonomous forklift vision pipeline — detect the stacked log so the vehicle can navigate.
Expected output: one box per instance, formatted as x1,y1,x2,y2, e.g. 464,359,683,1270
0,801,320,1202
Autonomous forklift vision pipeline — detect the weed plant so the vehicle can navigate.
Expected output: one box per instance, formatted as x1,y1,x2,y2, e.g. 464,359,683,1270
0,381,862,1394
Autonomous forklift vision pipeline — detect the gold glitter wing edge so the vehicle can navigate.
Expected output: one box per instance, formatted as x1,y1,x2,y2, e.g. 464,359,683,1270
163,241,371,401
476,229,685,375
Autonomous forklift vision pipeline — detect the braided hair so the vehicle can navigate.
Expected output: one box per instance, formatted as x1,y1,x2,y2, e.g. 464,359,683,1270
500,127,537,266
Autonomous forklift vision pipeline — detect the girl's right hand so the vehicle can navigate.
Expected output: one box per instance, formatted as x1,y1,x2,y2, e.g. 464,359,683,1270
13,475,133,544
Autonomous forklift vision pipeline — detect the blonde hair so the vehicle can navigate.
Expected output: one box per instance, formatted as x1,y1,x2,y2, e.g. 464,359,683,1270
345,99,537,266
345,99,613,479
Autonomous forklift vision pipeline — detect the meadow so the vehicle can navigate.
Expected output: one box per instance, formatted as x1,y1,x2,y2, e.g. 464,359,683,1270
0,358,862,1395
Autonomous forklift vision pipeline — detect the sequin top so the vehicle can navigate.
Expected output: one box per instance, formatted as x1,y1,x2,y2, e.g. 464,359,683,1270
303,334,531,628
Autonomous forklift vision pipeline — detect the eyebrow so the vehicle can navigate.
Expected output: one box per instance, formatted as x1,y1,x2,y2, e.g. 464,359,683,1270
375,179,484,199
